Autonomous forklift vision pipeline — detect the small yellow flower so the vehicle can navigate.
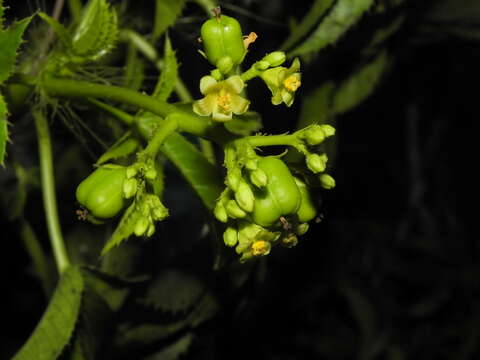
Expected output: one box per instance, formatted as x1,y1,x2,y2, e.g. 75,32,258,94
193,75,250,122
251,240,271,256
260,58,301,107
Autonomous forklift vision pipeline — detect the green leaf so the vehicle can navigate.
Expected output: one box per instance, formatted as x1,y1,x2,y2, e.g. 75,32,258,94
13,266,84,360
101,200,142,255
281,0,335,51
38,12,71,48
96,132,140,165
0,0,4,28
296,82,335,130
71,0,118,61
153,0,186,40
0,15,33,84
289,0,375,57
144,333,193,360
0,94,7,166
152,36,178,102
162,133,223,210
333,50,390,114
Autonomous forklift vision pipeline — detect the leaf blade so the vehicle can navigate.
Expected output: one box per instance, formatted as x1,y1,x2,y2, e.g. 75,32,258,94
152,36,178,102
153,0,186,40
0,94,7,165
13,266,84,360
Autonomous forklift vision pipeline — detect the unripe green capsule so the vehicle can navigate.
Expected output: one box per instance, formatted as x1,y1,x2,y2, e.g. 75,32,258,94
223,227,238,247
200,15,246,68
76,166,127,219
294,177,317,223
251,157,301,227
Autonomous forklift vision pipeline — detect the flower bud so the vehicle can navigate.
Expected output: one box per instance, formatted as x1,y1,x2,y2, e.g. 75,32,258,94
303,125,325,146
126,166,137,179
306,153,328,174
223,227,238,247
262,51,286,67
251,240,271,256
145,168,157,180
134,218,150,236
255,60,270,70
320,124,335,138
235,181,255,212
226,200,247,219
227,168,242,191
152,205,168,221
295,223,309,236
319,174,335,189
245,159,257,171
216,56,234,74
146,223,156,237
214,201,228,223
249,168,268,188
123,178,138,199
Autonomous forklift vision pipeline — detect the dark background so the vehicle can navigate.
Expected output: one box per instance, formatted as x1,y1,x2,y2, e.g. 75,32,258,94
1,0,478,359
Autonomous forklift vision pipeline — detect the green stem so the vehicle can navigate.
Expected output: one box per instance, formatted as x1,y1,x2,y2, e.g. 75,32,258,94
244,133,300,147
241,66,261,82
16,75,234,144
33,109,70,274
140,114,179,158
193,0,219,15
87,98,133,125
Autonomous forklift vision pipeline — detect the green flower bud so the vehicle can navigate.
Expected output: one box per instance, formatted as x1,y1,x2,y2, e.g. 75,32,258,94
223,227,238,247
245,159,257,171
145,168,157,180
126,166,137,179
245,147,257,159
250,168,268,188
302,125,325,146
227,168,242,191
235,181,255,212
262,51,286,67
152,205,168,221
295,223,309,236
123,178,138,199
214,201,228,223
254,60,270,70
320,124,335,138
134,218,150,237
146,223,156,237
216,56,234,74
319,174,335,189
210,69,223,81
226,200,247,219
306,153,328,174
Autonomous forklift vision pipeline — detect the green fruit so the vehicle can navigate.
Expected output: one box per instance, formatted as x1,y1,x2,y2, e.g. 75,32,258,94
252,157,301,227
76,166,127,219
294,177,317,223
200,15,246,68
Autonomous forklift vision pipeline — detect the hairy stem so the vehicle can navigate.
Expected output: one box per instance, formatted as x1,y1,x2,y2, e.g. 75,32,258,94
33,109,70,274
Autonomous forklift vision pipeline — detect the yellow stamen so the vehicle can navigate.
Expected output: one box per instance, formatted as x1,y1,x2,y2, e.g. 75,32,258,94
217,89,232,111
283,75,301,92
251,240,270,256
243,32,258,49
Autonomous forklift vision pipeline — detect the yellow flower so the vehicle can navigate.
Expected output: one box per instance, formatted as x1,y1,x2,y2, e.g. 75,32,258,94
251,240,271,256
260,58,301,107
193,75,250,122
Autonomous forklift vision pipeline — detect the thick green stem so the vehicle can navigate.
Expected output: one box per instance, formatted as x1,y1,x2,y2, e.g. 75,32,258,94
241,67,261,82
244,133,300,147
33,109,70,274
193,0,219,15
140,114,179,158
16,75,234,144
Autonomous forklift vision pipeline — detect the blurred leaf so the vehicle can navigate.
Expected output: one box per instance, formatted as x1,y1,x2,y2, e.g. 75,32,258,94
96,132,140,165
124,43,146,91
225,111,263,136
0,15,33,84
84,269,131,311
38,12,71,48
289,0,374,57
152,36,178,102
297,82,335,129
333,50,390,114
71,0,118,61
153,0,186,40
143,332,194,360
426,0,480,23
13,266,84,360
162,133,223,210
0,0,4,27
0,94,7,166
281,0,335,51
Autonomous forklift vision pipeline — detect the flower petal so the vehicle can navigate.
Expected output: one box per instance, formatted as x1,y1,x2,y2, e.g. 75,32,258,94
224,75,244,94
193,95,216,116
212,109,233,122
281,90,294,107
231,95,250,115
271,91,283,105
289,57,301,73
199,76,218,94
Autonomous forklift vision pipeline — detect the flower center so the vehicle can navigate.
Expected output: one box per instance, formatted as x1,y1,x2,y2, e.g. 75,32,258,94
283,75,301,91
217,89,232,111
251,240,270,256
